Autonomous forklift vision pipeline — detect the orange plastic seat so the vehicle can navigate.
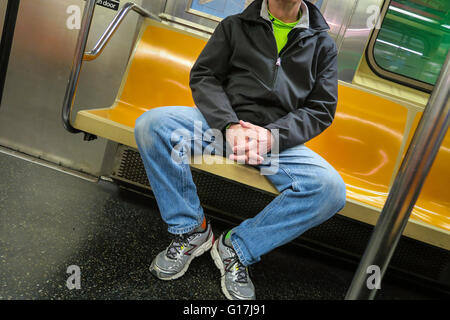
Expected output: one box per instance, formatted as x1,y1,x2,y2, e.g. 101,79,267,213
400,113,450,230
306,85,408,210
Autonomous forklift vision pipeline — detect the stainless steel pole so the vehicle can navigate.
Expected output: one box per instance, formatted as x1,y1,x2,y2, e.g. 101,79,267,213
0,0,20,107
345,51,450,300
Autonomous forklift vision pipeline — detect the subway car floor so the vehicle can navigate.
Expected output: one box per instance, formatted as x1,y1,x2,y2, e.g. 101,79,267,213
0,151,445,300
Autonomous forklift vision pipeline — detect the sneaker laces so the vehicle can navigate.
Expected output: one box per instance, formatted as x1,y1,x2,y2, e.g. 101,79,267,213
166,233,190,259
226,255,248,284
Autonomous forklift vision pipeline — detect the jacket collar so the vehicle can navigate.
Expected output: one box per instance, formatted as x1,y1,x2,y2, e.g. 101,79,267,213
240,0,329,32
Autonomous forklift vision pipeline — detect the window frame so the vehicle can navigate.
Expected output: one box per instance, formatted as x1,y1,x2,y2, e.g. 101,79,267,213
366,0,440,93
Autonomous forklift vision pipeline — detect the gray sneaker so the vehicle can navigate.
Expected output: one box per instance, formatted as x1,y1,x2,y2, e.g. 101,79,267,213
150,221,214,280
210,233,256,300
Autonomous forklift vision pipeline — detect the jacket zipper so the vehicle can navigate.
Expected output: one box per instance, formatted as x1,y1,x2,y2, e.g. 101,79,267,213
272,29,318,88
272,57,281,88
273,32,298,88
263,22,281,88
264,22,313,89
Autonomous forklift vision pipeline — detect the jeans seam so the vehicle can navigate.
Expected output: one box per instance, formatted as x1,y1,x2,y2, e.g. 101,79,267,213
230,236,250,266
181,164,187,205
168,217,202,235
250,191,287,228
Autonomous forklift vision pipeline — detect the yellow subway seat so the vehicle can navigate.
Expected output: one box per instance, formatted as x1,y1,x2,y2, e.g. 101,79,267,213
87,103,149,128
306,84,408,209
116,25,204,110
403,113,450,230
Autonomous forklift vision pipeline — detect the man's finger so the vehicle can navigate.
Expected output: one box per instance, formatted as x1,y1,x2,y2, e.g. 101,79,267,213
229,152,263,165
239,120,257,129
233,138,257,153
246,149,264,165
229,153,248,164
227,129,247,148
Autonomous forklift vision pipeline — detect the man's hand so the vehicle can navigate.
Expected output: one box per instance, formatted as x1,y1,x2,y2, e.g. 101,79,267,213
225,120,273,165
239,120,273,156
226,123,263,165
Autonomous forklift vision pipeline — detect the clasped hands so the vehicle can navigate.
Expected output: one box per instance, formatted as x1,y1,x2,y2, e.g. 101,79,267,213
226,120,274,165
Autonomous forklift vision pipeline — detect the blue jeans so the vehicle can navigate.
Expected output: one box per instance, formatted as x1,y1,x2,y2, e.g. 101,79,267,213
135,106,346,266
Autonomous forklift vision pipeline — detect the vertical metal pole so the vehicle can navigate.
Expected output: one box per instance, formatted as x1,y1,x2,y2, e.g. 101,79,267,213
0,0,20,107
345,52,450,300
61,0,96,133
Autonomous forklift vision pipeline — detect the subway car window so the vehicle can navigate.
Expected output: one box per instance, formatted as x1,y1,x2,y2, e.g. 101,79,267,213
372,0,450,86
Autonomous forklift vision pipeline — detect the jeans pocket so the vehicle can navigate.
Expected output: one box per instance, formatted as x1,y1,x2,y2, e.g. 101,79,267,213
280,167,302,192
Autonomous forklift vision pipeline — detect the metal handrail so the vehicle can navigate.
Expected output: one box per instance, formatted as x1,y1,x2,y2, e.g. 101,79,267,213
84,3,159,61
345,51,450,300
62,1,159,134
62,0,95,134
0,0,20,107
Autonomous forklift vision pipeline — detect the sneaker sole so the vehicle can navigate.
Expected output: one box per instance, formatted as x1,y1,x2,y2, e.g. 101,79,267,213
211,239,255,300
210,240,235,300
150,231,214,281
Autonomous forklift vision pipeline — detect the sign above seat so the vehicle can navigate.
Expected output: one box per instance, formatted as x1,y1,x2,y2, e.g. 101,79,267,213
96,0,120,11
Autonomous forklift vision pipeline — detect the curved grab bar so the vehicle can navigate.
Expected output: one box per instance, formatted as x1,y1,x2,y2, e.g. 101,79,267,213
62,0,96,134
62,1,159,134
84,3,160,61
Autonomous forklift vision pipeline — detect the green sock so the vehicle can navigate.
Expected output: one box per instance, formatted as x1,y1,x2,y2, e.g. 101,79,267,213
224,230,232,246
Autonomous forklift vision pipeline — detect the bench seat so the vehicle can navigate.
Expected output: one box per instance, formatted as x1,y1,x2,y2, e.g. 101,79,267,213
73,19,449,249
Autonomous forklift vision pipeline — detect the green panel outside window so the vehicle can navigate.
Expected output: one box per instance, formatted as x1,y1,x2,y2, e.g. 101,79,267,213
373,0,450,85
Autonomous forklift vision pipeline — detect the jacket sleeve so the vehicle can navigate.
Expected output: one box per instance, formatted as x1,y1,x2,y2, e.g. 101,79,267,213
190,19,240,132
264,45,338,152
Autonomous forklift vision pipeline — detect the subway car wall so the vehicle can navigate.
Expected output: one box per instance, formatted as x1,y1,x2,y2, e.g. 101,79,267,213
0,0,449,301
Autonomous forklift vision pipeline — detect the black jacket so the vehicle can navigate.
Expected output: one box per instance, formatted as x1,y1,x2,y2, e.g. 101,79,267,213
190,0,338,152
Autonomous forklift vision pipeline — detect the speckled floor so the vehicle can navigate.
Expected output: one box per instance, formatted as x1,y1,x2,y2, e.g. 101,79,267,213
0,152,444,300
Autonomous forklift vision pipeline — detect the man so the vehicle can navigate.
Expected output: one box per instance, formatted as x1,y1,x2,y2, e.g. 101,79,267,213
134,0,346,300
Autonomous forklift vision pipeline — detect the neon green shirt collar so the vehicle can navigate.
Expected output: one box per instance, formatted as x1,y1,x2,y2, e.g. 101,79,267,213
268,9,302,53
268,10,301,28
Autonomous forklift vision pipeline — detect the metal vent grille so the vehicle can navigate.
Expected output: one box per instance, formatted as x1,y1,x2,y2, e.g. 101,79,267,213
112,145,450,287
117,147,151,187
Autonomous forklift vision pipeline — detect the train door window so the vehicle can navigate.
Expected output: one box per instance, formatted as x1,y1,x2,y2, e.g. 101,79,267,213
367,0,450,92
